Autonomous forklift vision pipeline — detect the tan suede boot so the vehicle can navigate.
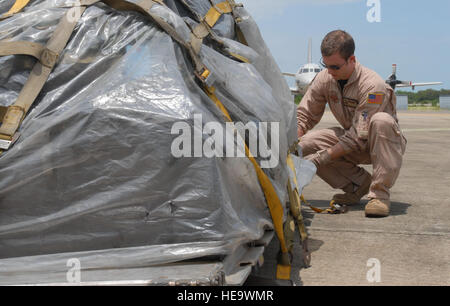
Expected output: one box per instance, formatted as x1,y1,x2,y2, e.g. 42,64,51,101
365,199,390,217
332,174,372,206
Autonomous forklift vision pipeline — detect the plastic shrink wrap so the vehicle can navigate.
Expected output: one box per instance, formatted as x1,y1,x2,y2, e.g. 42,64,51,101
0,0,303,284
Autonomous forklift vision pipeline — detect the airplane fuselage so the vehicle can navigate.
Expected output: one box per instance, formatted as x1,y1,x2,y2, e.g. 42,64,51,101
294,63,322,95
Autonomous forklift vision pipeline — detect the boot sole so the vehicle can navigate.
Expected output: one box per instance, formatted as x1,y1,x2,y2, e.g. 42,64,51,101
365,209,389,218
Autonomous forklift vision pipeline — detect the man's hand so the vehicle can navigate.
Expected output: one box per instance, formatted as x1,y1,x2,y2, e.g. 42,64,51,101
305,149,331,168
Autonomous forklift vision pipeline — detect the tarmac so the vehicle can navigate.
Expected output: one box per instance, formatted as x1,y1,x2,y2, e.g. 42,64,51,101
245,110,450,286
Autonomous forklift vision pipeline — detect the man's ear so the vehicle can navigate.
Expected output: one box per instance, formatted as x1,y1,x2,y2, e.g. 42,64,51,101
349,55,356,63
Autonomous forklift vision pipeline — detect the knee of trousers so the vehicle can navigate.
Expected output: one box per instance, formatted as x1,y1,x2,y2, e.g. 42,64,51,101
369,112,405,172
369,112,398,133
368,112,404,147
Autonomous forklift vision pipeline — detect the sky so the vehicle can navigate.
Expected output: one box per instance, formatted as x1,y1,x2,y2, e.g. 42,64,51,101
239,0,450,91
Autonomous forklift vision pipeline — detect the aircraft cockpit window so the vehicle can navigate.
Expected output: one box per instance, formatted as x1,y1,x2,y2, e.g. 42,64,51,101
314,69,320,72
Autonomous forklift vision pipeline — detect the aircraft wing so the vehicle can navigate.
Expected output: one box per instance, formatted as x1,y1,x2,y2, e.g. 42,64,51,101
396,81,443,88
282,73,300,95
283,72,296,77
289,87,300,95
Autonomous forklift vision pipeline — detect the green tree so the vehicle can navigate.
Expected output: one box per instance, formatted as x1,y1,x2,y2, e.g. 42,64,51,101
294,94,303,105
293,88,449,107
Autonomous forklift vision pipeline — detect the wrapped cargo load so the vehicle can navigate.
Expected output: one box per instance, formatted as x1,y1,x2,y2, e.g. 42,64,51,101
0,0,306,285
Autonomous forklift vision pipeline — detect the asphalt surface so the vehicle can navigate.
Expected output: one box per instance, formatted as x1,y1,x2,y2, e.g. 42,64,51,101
245,110,450,286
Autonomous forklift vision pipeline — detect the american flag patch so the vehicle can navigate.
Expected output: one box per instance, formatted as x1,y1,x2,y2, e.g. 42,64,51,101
367,93,384,104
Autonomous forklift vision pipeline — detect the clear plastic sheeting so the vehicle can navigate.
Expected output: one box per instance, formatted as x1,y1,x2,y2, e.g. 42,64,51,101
0,0,16,14
0,0,298,283
289,153,317,196
0,243,228,285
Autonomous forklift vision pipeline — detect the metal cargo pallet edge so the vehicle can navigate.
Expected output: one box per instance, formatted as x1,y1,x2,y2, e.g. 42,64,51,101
3,231,274,286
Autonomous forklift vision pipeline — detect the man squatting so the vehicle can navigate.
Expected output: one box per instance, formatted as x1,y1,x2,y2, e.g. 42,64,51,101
297,30,407,217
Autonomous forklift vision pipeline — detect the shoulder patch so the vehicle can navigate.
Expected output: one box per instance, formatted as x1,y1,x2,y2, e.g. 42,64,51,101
367,93,384,105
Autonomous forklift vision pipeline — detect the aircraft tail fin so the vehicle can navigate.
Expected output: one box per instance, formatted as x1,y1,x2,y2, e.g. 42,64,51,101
307,38,312,64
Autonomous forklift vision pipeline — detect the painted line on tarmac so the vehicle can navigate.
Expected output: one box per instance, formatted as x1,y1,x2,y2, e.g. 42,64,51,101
402,128,450,132
309,227,449,237
399,112,450,116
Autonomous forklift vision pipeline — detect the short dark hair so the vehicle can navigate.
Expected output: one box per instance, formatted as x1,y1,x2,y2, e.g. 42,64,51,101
321,30,355,60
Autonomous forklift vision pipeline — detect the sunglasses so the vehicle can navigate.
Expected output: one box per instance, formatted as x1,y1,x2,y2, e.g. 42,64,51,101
320,57,348,71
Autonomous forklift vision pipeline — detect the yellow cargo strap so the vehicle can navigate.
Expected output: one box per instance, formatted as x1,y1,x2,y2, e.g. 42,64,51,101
0,6,87,153
203,86,291,279
187,0,232,40
227,51,249,63
286,155,308,242
204,1,232,28
0,0,31,20
180,0,249,63
286,155,311,267
300,195,349,214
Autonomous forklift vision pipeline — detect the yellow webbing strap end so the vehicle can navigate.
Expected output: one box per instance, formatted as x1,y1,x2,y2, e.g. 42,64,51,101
276,264,291,280
0,0,31,20
276,251,292,280
300,195,348,214
300,194,327,213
